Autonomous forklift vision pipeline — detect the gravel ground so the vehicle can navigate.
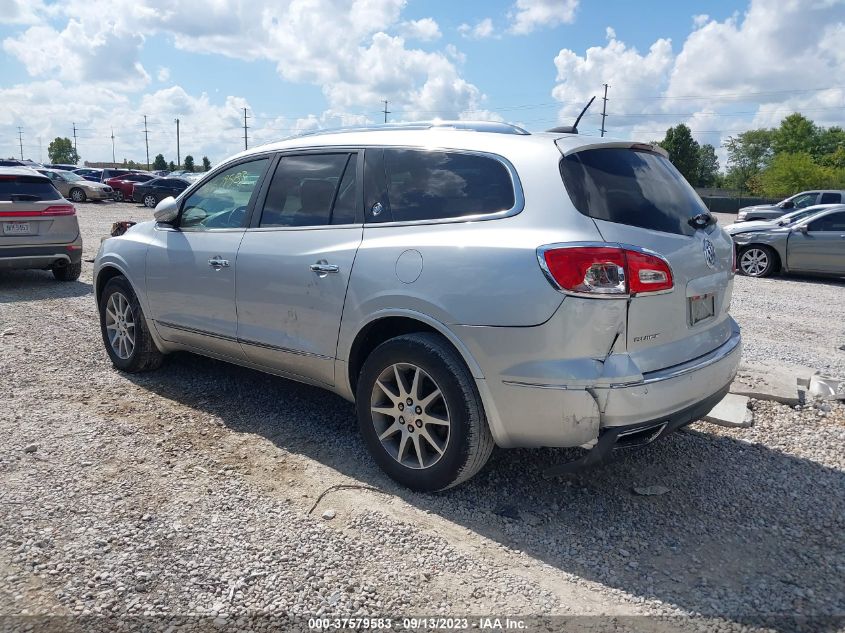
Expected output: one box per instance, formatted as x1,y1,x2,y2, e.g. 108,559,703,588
0,202,843,631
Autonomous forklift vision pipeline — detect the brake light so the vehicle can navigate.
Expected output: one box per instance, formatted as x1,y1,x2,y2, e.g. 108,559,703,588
539,244,673,296
0,204,75,218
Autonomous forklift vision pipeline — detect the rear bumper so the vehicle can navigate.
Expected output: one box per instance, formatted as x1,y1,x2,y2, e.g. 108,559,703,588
462,315,741,449
0,242,83,270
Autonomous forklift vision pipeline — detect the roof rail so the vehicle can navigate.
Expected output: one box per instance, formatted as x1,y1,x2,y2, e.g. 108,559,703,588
292,120,531,139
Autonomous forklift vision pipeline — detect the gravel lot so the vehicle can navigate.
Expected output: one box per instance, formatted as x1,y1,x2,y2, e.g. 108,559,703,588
1,202,843,631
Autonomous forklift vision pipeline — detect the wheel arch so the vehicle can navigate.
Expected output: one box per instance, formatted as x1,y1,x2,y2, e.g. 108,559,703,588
344,311,485,398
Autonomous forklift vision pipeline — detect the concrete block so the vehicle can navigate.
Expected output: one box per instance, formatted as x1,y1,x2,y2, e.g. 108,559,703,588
729,363,814,406
703,393,753,428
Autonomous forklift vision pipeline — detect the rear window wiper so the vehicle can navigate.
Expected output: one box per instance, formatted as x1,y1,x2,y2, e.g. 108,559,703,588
688,212,715,229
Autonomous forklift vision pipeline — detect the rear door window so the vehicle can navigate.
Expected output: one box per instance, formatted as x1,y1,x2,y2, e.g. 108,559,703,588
560,147,709,236
370,149,515,223
819,192,841,204
259,153,356,227
808,212,845,232
0,175,62,201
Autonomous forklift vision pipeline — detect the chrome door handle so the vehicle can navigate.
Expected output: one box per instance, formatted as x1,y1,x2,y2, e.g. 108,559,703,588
208,256,230,268
310,262,339,276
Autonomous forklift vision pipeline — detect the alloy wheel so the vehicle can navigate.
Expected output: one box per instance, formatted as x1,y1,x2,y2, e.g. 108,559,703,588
71,189,84,202
104,292,136,360
144,194,156,208
740,248,769,276
370,363,450,470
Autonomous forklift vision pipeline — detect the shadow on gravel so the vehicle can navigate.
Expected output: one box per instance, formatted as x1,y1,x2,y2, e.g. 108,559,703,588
768,273,845,287
128,352,845,630
0,270,92,301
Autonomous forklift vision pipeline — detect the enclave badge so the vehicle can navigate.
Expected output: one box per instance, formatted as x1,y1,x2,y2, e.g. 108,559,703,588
702,238,717,269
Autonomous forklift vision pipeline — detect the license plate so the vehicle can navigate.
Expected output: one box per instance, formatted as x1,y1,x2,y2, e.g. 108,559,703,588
688,293,715,326
3,222,31,235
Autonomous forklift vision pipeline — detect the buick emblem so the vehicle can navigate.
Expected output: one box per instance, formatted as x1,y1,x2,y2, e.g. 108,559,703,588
702,238,717,269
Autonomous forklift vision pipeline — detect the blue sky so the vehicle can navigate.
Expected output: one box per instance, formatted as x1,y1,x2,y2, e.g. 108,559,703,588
1,0,842,165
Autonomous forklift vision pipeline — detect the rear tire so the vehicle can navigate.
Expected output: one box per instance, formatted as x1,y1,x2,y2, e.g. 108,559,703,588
70,188,86,203
52,261,81,281
143,194,158,208
356,333,493,491
99,275,164,372
113,190,124,202
738,245,776,277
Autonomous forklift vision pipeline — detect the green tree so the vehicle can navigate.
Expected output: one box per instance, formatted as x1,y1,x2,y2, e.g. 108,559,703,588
816,126,845,158
771,113,818,157
696,144,720,187
724,129,773,192
47,137,79,165
183,155,195,172
202,156,211,172
152,154,167,171
755,153,838,197
658,124,700,185
168,161,176,172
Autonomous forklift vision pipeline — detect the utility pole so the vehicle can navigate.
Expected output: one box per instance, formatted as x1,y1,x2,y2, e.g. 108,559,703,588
175,118,181,167
38,136,42,163
110,128,116,164
600,83,609,137
382,100,390,123
17,127,23,160
143,115,150,171
242,108,249,150
72,122,78,162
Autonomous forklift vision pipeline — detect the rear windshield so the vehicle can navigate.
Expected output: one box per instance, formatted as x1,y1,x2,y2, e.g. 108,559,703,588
0,176,62,202
560,148,708,236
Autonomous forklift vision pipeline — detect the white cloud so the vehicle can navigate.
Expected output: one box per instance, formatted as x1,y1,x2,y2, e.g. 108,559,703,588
400,17,441,41
550,0,845,165
508,0,578,35
458,18,495,39
156,67,170,82
0,0,46,24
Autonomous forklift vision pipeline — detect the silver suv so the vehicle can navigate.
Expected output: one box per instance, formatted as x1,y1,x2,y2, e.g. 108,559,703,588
93,122,741,491
1,167,83,281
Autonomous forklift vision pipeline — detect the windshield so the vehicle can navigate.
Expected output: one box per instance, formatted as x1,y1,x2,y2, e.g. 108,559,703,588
778,209,813,225
63,172,85,182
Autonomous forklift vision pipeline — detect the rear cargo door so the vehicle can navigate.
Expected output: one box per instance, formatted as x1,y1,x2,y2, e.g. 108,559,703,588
558,144,735,373
0,174,78,247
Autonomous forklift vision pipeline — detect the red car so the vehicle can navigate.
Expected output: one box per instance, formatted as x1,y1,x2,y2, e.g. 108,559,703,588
105,173,154,202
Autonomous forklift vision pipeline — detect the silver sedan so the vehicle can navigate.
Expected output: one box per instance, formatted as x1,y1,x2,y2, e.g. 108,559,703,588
732,205,845,277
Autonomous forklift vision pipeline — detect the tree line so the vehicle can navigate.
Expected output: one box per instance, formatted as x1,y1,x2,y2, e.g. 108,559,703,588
45,137,212,173
656,114,845,197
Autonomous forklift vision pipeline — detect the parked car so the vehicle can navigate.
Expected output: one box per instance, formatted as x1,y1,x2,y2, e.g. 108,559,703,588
724,205,839,236
73,168,103,182
94,122,740,491
99,168,135,183
43,164,78,172
0,166,82,280
152,170,170,176
131,177,190,207
737,190,845,222
106,173,155,202
37,168,113,202
732,205,845,277
0,159,42,168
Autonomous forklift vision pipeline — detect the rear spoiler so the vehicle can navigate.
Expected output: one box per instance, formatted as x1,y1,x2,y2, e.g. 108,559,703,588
555,139,669,159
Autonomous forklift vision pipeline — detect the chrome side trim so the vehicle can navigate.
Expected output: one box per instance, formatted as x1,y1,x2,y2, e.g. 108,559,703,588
157,321,333,360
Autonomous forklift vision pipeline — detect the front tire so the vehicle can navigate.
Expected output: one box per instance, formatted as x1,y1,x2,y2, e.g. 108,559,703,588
70,188,86,203
113,190,124,202
99,276,164,372
356,333,493,491
143,194,158,208
738,245,776,277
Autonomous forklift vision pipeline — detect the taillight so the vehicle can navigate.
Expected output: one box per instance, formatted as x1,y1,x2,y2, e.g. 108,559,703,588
0,204,75,218
539,244,673,296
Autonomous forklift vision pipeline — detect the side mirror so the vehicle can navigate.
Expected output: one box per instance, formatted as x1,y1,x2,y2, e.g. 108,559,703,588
154,196,179,224
796,225,809,234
